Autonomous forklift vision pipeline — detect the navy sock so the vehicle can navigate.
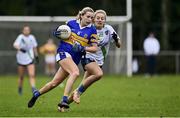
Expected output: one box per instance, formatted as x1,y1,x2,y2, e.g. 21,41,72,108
62,96,68,103
77,84,85,94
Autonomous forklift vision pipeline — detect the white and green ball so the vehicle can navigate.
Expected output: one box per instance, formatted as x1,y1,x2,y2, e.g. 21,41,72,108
57,25,71,40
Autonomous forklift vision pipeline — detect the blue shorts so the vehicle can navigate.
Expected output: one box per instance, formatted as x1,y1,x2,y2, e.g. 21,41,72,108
56,41,83,65
81,57,102,71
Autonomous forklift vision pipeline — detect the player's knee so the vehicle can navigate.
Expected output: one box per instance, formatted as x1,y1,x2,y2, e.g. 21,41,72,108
29,74,35,79
95,71,103,80
70,70,80,79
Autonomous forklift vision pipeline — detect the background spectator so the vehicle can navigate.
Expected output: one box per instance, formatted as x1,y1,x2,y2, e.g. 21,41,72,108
143,32,160,76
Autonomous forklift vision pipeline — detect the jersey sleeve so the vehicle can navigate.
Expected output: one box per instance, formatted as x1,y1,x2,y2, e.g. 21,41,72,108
106,24,120,43
13,34,22,47
66,19,74,28
90,27,98,44
66,20,70,26
107,25,115,35
31,35,38,47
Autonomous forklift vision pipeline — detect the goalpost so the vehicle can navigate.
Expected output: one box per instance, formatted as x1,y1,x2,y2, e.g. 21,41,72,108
0,0,132,76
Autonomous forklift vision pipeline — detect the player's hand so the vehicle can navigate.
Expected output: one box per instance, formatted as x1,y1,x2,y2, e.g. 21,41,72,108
52,29,61,39
116,41,121,48
35,56,39,64
53,30,60,36
112,32,118,43
52,27,61,39
20,48,26,53
72,42,85,53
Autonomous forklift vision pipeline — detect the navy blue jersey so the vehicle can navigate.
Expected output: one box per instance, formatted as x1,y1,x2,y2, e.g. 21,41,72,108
56,20,98,65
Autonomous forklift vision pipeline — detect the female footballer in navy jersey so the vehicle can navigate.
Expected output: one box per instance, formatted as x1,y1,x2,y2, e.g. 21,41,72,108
27,7,98,111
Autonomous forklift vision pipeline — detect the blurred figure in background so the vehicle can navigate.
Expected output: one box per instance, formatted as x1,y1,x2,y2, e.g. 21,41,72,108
39,38,57,76
132,58,139,74
143,32,160,76
13,25,39,95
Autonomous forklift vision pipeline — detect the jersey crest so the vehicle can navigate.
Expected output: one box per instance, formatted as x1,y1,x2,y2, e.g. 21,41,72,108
105,30,109,35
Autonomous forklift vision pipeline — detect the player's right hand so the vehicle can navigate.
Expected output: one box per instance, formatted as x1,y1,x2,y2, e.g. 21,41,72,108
112,32,118,43
72,42,85,53
20,48,26,53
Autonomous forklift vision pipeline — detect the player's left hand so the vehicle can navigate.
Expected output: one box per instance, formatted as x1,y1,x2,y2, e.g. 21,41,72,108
72,42,85,53
53,31,60,36
35,56,39,64
116,41,121,48
52,30,61,39
112,32,118,43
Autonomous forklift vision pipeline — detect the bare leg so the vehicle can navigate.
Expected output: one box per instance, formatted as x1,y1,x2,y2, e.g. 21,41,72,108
27,64,36,92
45,63,50,75
59,58,79,97
28,67,68,108
72,62,103,104
57,57,80,111
17,66,25,95
39,67,68,94
82,62,103,89
49,63,56,75
68,71,90,104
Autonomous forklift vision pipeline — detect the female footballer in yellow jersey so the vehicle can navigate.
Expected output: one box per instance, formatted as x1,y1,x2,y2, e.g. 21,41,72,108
27,7,98,111
39,38,57,76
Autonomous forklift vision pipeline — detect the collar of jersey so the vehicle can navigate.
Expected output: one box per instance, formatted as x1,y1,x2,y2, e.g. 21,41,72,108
76,20,92,29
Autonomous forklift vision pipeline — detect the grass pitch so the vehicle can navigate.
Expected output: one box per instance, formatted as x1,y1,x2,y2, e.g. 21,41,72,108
0,75,180,117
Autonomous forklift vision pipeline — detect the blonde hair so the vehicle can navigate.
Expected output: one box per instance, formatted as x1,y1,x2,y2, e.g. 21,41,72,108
76,7,94,20
94,9,107,20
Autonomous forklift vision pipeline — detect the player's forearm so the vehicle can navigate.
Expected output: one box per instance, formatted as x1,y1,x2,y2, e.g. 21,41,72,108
13,44,21,51
115,39,121,48
85,45,98,53
33,48,39,57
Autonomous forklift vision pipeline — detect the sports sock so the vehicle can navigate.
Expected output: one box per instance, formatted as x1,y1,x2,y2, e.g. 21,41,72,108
18,87,22,95
77,84,85,94
32,87,36,93
62,96,68,103
33,90,40,98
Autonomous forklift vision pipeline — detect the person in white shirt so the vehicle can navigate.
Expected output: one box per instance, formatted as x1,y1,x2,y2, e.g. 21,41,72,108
13,25,39,95
143,32,160,76
67,9,121,106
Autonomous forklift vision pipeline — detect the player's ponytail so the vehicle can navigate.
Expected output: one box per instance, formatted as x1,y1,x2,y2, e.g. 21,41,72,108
76,11,82,20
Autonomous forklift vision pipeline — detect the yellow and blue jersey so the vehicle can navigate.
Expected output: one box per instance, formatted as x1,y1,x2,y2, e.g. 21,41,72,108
57,19,98,65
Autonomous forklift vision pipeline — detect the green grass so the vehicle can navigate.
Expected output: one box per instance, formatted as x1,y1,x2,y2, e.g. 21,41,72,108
0,75,180,117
